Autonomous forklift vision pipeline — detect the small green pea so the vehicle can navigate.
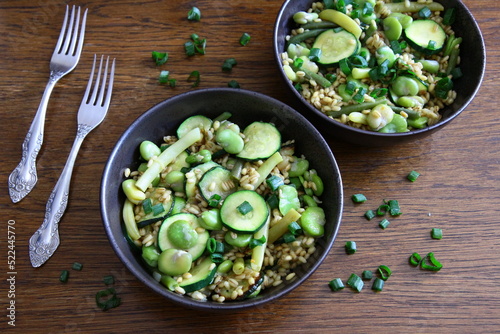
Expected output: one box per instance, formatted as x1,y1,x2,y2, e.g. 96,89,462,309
199,209,223,230
167,220,199,249
383,16,403,41
392,76,420,96
139,140,161,161
224,232,253,248
158,249,192,276
216,129,244,154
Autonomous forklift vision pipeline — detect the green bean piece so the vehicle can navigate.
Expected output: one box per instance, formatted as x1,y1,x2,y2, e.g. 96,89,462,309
382,2,444,13
301,21,338,30
140,140,161,161
225,232,253,248
287,29,327,45
142,245,160,267
327,98,387,118
289,157,309,177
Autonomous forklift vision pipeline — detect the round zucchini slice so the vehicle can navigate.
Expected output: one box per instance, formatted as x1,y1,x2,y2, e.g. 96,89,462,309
220,190,269,233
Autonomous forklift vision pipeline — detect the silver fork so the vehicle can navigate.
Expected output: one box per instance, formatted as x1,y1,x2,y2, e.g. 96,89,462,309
29,55,116,268
8,5,88,203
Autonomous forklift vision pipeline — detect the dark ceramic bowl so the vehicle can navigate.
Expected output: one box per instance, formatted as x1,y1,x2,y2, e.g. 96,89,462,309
100,88,343,310
274,0,485,146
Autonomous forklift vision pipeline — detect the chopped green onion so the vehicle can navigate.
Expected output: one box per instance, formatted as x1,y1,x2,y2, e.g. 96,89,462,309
443,8,456,25
418,6,432,19
208,194,221,207
152,51,168,66
59,270,69,283
239,32,251,46
352,193,367,203
377,204,389,216
378,265,392,281
420,252,443,271
407,170,420,182
387,200,402,216
409,252,422,267
379,218,390,229
282,232,296,243
372,277,385,292
365,209,376,220
345,241,357,255
187,7,201,21
431,228,443,240
210,252,224,263
152,203,164,216
142,198,153,214
309,48,322,62
237,201,253,215
266,175,284,191
187,70,201,87
72,262,83,271
103,275,115,285
250,235,266,249
347,273,364,292
288,221,303,236
362,270,373,280
228,80,240,88
222,58,237,71
329,278,345,292
95,288,121,311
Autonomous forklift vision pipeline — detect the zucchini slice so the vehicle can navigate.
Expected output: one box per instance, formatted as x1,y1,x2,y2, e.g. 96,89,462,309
179,257,217,293
403,20,446,55
236,122,281,161
177,115,212,138
312,29,359,65
220,190,269,233
157,213,209,261
198,166,238,203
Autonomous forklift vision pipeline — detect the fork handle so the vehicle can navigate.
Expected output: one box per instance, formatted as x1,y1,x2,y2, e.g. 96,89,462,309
8,72,62,203
29,125,89,268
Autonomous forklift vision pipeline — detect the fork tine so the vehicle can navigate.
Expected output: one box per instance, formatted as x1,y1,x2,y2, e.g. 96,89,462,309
53,5,69,54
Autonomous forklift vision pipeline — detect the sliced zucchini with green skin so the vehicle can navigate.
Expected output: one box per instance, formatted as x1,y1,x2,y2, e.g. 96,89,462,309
403,20,447,55
179,257,217,293
236,122,281,161
184,161,219,200
198,166,238,203
221,190,269,233
177,115,212,138
157,213,209,261
312,29,359,65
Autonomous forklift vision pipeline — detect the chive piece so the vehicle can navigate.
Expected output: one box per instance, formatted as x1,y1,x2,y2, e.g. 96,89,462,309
142,198,153,214
378,265,392,281
187,70,201,87
187,7,201,21
372,277,385,292
352,193,367,203
266,175,284,191
184,41,196,56
308,48,322,62
345,241,357,255
237,201,253,215
329,278,345,292
228,80,240,88
208,194,221,207
59,270,69,283
288,221,303,236
347,273,364,292
222,58,237,72
418,6,431,18
206,237,217,254
431,228,443,240
152,51,168,66
72,262,83,271
249,235,266,248
443,8,456,25
96,288,121,311
210,252,224,263
407,170,420,182
420,252,443,271
103,275,115,285
239,32,251,46
282,232,296,243
362,270,373,280
379,218,390,229
365,209,376,220
387,200,402,216
151,203,164,216
409,252,422,267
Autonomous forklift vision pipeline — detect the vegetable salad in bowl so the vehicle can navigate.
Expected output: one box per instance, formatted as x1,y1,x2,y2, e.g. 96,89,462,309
280,0,463,133
121,113,330,303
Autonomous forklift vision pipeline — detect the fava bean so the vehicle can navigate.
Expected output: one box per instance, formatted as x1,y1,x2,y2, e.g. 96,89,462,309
140,140,161,161
289,157,309,177
383,16,402,41
167,220,199,249
122,179,146,204
225,232,253,248
216,128,244,154
158,249,192,276
391,76,419,96
199,209,223,230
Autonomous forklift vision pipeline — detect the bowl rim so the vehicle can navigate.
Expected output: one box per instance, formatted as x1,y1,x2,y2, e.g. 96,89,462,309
273,0,486,139
100,87,344,310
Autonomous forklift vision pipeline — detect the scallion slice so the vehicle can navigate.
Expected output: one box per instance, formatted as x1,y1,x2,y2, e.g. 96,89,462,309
345,241,357,255
239,32,251,46
347,273,364,292
372,277,385,292
187,7,201,21
237,201,253,215
431,228,443,240
329,278,345,292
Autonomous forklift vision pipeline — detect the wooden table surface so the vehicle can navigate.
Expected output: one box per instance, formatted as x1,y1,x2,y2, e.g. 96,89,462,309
1,0,499,332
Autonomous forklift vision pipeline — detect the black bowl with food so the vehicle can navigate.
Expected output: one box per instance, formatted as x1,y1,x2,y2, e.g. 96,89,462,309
100,88,343,310
274,0,485,146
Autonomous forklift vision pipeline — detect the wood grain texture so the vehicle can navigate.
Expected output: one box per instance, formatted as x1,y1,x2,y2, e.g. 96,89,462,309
0,0,499,333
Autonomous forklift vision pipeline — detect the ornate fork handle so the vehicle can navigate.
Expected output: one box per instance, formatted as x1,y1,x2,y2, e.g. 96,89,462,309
29,123,92,268
8,70,65,203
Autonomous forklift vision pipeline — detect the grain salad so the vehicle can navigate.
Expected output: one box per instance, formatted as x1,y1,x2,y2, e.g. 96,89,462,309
121,114,327,302
281,0,462,133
